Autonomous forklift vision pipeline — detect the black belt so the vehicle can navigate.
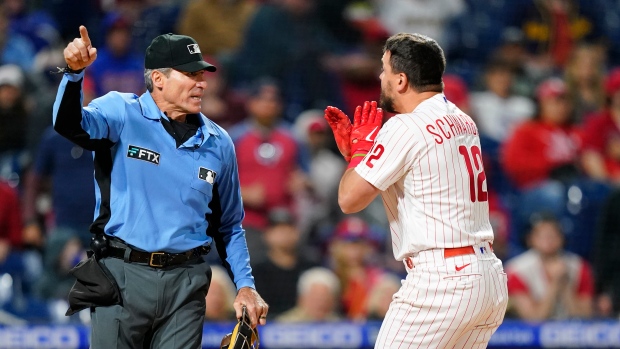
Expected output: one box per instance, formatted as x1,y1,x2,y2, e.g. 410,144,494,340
107,242,211,268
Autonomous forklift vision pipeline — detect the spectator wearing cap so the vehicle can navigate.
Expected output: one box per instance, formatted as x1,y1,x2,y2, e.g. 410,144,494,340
251,207,318,317
0,64,30,187
501,77,580,190
502,77,612,261
87,12,144,96
501,77,582,257
0,64,26,150
276,267,342,322
327,216,386,321
580,68,620,184
506,213,594,320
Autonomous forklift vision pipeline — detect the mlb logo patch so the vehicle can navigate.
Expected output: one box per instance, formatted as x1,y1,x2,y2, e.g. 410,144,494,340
198,167,216,184
187,44,201,54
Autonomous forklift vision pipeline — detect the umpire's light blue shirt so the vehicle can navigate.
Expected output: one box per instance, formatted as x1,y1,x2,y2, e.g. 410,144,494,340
53,71,254,290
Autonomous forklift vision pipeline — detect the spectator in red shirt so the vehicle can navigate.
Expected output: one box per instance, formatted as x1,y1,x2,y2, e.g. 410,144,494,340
228,78,312,257
501,77,584,259
581,68,620,184
506,213,594,320
501,77,580,189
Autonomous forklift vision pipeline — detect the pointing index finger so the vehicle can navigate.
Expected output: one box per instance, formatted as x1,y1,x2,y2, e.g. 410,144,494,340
79,26,92,47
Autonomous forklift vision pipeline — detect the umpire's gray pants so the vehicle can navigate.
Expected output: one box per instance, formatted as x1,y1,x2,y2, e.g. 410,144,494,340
90,257,212,349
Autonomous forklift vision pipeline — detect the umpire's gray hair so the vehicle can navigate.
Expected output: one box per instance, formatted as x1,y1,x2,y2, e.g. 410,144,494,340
297,267,340,296
144,68,172,92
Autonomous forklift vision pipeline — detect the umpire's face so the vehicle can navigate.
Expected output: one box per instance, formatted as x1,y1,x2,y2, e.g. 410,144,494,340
159,68,208,116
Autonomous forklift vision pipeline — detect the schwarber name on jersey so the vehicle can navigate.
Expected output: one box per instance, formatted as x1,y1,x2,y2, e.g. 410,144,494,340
355,94,494,260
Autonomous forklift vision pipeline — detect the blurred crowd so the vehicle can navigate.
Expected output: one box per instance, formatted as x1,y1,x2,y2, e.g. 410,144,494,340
1,0,620,325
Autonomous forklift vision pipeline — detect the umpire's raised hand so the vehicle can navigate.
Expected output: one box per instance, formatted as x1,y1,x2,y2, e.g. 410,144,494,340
64,25,97,71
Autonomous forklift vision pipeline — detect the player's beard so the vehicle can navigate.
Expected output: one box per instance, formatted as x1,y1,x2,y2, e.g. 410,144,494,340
379,89,396,114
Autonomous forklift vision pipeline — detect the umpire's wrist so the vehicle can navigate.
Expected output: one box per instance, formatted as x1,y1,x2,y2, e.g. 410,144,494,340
54,65,85,75
235,280,256,291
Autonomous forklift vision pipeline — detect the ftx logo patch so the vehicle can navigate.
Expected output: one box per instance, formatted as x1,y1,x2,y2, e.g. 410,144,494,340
198,167,216,184
187,44,201,54
127,145,160,165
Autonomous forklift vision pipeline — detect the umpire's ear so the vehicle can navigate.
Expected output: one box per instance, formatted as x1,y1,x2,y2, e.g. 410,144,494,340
151,70,166,90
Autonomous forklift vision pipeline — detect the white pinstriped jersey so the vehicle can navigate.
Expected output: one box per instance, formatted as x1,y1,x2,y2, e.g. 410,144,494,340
356,94,494,260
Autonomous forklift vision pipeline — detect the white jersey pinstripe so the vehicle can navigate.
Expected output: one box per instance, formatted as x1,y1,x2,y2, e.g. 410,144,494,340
356,94,495,261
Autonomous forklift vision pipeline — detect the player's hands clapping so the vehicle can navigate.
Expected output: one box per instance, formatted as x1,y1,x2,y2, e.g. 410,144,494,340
63,25,97,71
350,101,383,158
324,101,383,164
324,106,352,162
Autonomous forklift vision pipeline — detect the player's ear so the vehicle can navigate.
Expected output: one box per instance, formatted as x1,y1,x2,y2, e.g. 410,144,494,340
396,73,408,92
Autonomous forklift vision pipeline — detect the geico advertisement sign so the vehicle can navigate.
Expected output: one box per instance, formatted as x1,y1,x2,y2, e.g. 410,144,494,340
541,322,620,348
0,326,80,349
261,324,363,348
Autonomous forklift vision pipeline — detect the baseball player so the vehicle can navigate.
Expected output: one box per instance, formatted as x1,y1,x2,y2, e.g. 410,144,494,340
325,33,508,348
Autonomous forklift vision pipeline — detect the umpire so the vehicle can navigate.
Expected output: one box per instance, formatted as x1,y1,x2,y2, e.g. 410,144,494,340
54,26,268,348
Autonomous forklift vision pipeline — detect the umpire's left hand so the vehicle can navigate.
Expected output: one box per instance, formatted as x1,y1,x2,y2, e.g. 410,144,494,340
234,287,269,327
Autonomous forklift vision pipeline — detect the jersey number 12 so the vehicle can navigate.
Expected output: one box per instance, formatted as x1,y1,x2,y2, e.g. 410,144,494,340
458,145,488,202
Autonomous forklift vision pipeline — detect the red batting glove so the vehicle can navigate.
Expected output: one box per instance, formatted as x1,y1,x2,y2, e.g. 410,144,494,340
348,101,383,169
324,106,352,162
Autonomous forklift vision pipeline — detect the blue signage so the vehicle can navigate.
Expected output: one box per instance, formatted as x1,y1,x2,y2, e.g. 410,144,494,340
1,320,620,348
